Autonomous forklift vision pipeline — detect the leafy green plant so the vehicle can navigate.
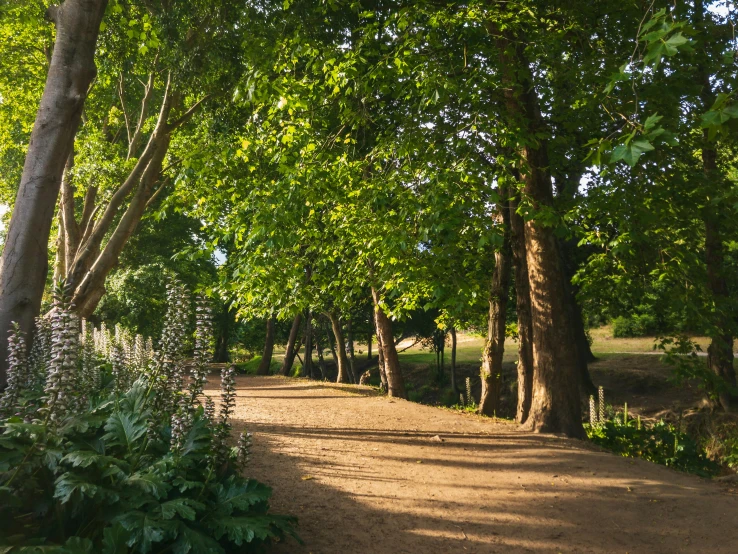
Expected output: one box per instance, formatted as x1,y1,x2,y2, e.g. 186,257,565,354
611,313,658,338
0,281,297,552
586,413,718,477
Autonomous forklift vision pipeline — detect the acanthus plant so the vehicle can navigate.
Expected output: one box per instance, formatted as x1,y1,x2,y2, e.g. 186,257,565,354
0,280,296,552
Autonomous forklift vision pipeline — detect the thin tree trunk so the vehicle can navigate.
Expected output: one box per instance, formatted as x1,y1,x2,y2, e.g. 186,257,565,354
510,196,534,424
450,327,458,394
367,332,372,360
214,303,233,363
327,312,351,383
256,316,275,375
0,0,108,385
371,287,407,399
479,197,512,417
494,27,583,437
374,307,388,392
347,318,357,383
315,331,328,381
304,309,314,379
279,312,303,376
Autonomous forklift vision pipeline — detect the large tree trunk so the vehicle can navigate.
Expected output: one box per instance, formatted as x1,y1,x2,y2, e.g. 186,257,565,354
0,0,108,385
695,1,737,411
256,317,275,375
327,312,351,383
450,327,458,394
559,240,597,395
479,198,512,417
495,28,584,438
702,142,736,410
371,288,406,398
279,313,303,376
510,197,535,424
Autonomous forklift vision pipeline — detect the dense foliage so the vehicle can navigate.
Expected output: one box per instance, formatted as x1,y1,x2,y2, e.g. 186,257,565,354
0,283,295,552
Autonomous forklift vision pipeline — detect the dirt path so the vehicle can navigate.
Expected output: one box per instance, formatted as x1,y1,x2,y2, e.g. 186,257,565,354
213,376,738,553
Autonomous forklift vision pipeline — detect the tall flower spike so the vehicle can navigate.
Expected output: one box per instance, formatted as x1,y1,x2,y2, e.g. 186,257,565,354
204,396,215,422
219,364,237,427
211,365,237,468
0,322,28,417
589,395,597,426
598,386,605,423
190,294,213,404
44,284,80,422
28,317,52,393
235,431,253,469
465,377,472,406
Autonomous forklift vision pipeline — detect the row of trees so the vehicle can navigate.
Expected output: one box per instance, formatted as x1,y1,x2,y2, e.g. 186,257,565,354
0,1,736,439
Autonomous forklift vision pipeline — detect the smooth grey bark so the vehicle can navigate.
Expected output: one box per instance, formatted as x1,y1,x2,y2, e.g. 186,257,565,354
0,0,108,386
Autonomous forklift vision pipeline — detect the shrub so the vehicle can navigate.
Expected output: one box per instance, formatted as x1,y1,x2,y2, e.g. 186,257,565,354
611,314,659,337
0,281,296,552
586,414,718,477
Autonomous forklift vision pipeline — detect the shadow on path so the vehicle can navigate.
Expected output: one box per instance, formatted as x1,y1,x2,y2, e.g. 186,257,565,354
213,376,738,554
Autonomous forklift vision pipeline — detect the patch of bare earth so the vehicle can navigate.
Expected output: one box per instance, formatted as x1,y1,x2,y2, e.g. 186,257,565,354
207,376,738,553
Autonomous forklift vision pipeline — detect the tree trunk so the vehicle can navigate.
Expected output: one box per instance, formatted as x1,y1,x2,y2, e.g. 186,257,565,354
279,312,303,376
558,236,597,394
479,198,512,417
450,327,458,394
303,309,314,379
256,317,275,375
367,332,372,360
703,143,736,410
315,331,328,381
328,312,351,383
371,287,407,398
510,196,535,424
0,0,108,385
374,321,388,391
495,28,584,437
214,303,234,363
347,318,357,383
695,1,737,411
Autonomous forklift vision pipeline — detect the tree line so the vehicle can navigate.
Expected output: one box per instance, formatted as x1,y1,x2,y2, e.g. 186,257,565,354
0,0,736,439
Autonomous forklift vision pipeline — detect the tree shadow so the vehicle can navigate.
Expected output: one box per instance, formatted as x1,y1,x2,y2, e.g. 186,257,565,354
226,379,738,553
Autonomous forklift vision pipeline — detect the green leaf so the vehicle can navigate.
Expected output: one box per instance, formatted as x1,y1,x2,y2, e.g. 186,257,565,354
160,498,203,520
102,523,130,554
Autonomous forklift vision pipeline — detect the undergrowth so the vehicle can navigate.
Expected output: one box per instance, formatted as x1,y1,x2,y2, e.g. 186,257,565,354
0,281,297,552
586,414,719,477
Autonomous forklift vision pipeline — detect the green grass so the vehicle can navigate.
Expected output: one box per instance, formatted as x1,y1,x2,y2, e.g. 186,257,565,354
235,356,281,375
393,326,722,367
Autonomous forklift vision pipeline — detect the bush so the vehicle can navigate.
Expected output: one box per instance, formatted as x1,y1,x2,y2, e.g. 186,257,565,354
586,415,718,477
611,313,658,337
0,281,296,552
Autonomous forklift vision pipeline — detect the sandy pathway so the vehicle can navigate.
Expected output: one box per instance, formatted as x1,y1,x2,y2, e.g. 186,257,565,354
214,376,737,553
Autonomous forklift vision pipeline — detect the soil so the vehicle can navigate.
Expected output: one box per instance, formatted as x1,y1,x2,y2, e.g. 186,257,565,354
209,375,738,554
